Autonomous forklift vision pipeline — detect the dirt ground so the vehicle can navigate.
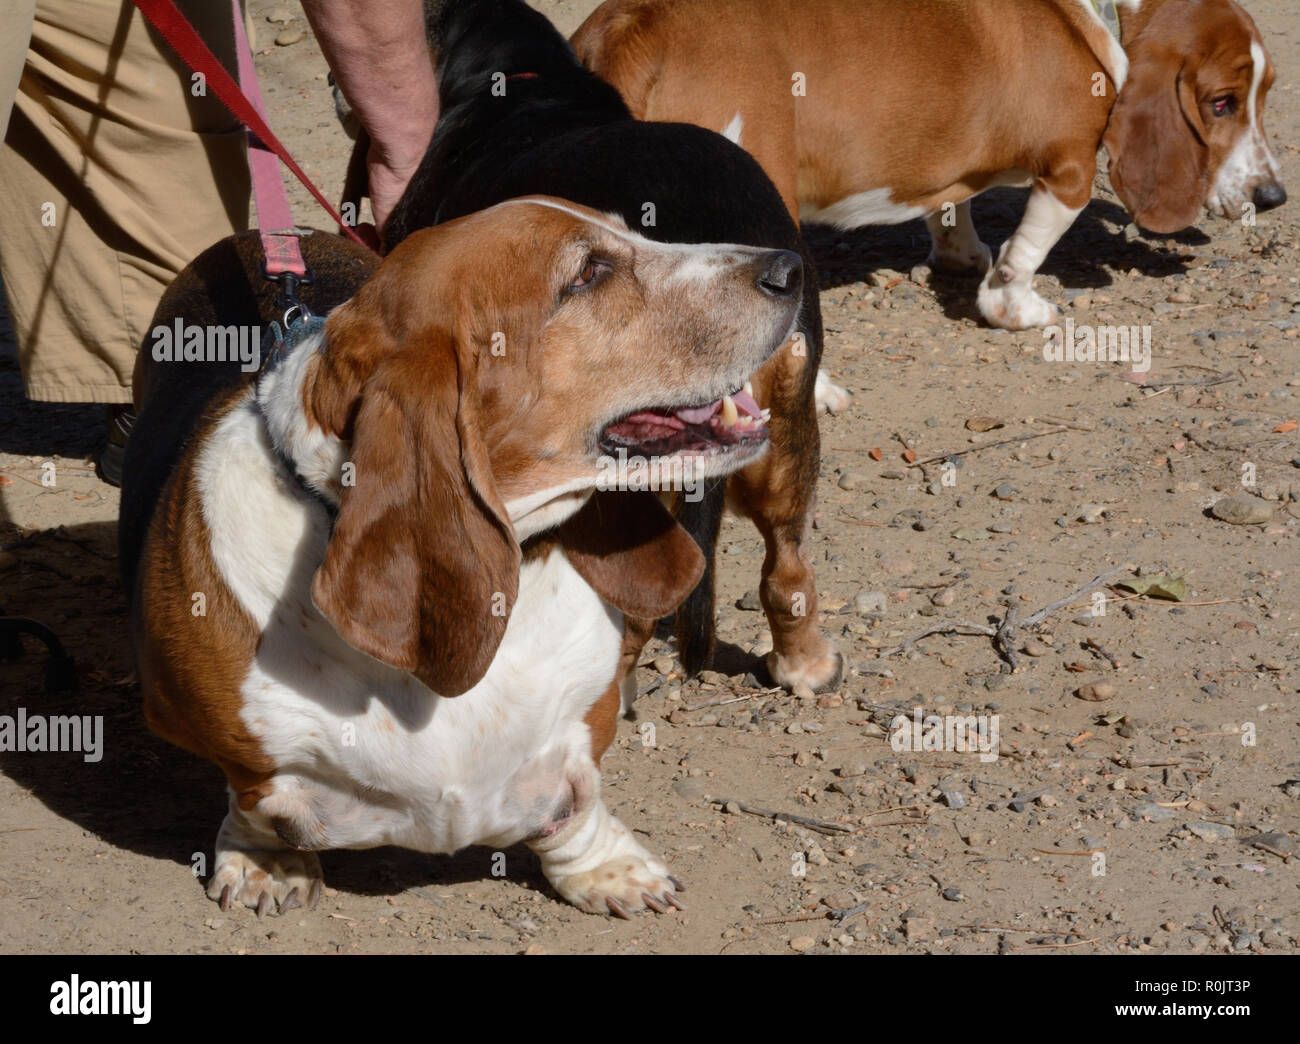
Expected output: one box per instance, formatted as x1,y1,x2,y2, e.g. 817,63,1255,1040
1,0,1297,956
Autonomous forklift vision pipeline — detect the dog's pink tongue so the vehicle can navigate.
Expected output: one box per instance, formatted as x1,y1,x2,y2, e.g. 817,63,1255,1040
675,391,761,425
733,390,761,418
675,401,719,425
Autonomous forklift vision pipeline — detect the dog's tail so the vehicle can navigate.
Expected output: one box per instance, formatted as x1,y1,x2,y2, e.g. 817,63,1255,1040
673,479,727,676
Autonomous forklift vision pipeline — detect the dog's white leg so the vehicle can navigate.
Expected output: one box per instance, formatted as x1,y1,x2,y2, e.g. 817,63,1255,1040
528,774,680,917
924,199,992,274
205,790,324,918
977,186,1084,329
814,367,852,415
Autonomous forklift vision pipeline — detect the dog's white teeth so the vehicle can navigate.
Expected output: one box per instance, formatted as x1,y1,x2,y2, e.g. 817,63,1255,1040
720,394,739,427
760,407,771,422
743,380,754,397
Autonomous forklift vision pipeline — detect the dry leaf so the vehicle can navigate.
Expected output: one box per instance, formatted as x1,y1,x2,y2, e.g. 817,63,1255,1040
965,416,1004,432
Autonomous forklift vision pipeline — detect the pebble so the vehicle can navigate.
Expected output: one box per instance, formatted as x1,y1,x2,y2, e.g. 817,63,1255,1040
1023,639,1050,657
275,27,305,46
1210,494,1273,525
1076,682,1115,702
941,886,965,902
1186,821,1235,842
991,482,1017,501
855,590,887,615
837,471,863,490
952,528,989,542
1245,831,1294,855
267,6,293,23
1078,503,1107,524
672,778,710,802
879,553,914,577
942,790,966,809
737,589,763,611
931,587,956,607
789,936,816,952
1132,802,1177,822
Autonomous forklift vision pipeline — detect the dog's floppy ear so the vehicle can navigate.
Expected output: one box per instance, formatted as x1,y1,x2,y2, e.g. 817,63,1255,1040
307,302,520,697
557,490,704,619
1104,32,1209,233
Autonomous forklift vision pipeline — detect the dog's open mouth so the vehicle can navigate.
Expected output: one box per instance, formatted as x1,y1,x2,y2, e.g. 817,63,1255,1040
599,383,770,458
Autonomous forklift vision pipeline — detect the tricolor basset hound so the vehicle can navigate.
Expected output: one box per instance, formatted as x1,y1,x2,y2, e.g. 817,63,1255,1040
361,0,845,698
118,199,803,917
574,0,1287,330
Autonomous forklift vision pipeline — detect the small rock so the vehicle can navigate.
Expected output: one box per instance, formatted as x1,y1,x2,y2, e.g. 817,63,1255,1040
837,471,863,491
1211,494,1273,525
991,482,1017,501
1078,503,1107,524
952,528,989,542
903,917,934,942
267,7,293,24
274,27,305,46
736,589,763,611
941,886,965,902
672,778,710,802
1076,682,1115,702
931,587,956,607
966,416,1004,432
789,935,816,952
855,590,888,616
1023,639,1050,657
1132,802,1177,822
879,553,914,577
942,790,966,809
1244,831,1294,855
1186,821,1235,842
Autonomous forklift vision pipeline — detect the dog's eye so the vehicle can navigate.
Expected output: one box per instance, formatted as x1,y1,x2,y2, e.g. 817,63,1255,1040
1211,95,1236,117
570,256,607,291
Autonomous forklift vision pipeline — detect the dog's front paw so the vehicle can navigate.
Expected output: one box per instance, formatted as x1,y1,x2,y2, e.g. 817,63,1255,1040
814,368,852,415
977,277,1061,330
549,852,684,918
206,848,323,918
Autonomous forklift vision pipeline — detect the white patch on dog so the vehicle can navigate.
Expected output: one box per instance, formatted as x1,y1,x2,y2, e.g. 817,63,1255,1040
721,112,743,145
814,368,852,415
978,188,1085,329
1207,40,1280,217
800,187,926,228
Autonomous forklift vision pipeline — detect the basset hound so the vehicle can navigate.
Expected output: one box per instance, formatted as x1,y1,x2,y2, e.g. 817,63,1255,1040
574,0,1287,330
119,199,804,917
360,0,845,698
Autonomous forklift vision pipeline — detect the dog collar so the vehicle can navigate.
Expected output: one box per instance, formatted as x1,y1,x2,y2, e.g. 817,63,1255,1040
256,312,339,520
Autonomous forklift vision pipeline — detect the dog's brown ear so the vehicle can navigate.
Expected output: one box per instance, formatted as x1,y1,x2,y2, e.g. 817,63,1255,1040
558,491,704,620
308,302,520,697
1104,33,1208,233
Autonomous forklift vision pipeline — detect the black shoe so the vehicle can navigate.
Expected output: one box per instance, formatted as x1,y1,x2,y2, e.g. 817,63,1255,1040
96,405,135,487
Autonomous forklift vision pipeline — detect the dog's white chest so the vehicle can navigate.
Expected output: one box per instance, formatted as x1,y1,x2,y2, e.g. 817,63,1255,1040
200,403,623,853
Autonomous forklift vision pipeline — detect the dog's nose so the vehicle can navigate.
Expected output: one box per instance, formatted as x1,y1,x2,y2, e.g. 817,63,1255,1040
1253,181,1287,212
754,250,803,298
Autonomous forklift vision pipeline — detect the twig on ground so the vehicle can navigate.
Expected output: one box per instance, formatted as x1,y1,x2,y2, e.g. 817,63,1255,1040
711,797,852,835
905,427,1069,469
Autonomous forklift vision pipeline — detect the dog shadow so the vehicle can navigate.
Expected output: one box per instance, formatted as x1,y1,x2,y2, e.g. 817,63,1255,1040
804,188,1209,323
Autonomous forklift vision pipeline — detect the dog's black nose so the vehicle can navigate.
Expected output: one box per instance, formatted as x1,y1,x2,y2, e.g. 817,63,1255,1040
1253,181,1287,212
755,250,803,298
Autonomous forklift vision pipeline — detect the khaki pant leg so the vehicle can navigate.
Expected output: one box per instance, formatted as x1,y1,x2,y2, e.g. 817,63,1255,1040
0,0,251,404
0,0,37,141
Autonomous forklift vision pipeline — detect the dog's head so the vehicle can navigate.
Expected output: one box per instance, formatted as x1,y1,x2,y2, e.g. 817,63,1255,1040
280,197,801,695
1104,0,1284,233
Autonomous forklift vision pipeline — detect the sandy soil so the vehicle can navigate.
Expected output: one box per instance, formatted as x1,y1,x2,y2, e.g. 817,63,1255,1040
1,0,1297,955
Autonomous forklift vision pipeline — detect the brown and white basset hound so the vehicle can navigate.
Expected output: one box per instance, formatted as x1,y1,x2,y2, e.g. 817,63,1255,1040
119,198,803,917
574,0,1287,329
